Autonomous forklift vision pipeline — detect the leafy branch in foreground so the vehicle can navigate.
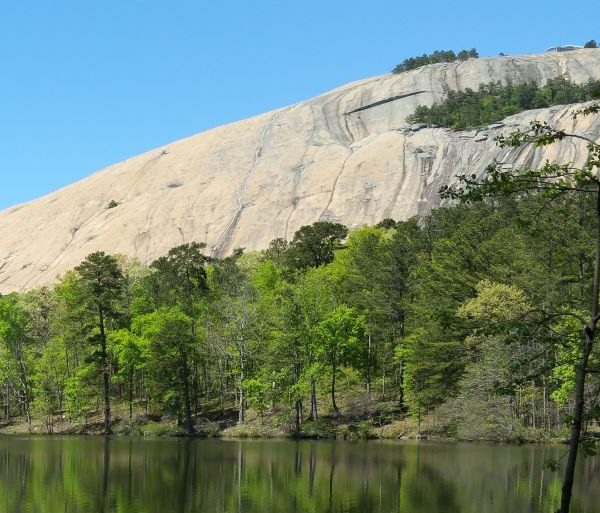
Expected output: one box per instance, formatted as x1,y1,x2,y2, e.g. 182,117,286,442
441,102,600,513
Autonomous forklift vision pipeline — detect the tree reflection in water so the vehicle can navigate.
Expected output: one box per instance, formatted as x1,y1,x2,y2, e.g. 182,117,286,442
0,438,597,513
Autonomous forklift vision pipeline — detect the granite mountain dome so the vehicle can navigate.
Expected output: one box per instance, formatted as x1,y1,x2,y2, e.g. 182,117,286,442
2,50,600,293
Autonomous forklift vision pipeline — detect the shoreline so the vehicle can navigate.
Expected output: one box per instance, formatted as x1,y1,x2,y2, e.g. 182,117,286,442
0,415,572,445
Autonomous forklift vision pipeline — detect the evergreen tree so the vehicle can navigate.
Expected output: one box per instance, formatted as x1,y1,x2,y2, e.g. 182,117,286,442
75,252,124,434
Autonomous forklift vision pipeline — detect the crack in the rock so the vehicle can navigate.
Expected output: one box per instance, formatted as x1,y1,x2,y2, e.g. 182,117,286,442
42,151,170,279
319,148,354,221
283,162,307,240
383,138,408,219
344,90,427,116
211,111,280,257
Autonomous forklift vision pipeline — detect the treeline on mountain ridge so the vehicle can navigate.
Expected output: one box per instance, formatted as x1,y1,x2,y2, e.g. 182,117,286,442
392,48,479,74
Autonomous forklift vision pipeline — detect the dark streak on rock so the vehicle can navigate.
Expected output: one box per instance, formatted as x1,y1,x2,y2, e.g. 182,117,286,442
345,91,427,115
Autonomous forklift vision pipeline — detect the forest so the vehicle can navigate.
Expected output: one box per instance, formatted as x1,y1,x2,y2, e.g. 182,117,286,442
406,77,600,129
1,191,599,442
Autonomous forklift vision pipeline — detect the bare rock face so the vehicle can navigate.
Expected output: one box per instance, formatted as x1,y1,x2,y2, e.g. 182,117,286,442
1,50,600,292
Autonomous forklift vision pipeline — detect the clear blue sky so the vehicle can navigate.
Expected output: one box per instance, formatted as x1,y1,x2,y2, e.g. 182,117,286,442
1,0,597,210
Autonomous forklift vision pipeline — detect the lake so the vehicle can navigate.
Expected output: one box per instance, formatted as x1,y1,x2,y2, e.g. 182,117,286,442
0,437,597,512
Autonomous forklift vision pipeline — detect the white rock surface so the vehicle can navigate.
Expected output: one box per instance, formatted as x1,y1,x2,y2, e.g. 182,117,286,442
2,50,600,292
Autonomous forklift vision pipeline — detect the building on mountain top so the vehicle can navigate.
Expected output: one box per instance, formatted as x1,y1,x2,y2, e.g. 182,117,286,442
545,45,583,53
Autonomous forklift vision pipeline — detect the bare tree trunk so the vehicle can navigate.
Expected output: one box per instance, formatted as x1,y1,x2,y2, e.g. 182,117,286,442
579,254,586,304
559,192,600,513
398,359,404,409
295,399,302,433
382,359,387,400
543,375,548,432
5,384,9,422
192,360,199,414
99,306,111,435
331,354,339,414
238,342,245,425
560,326,594,512
294,355,302,432
181,349,194,435
366,332,372,401
531,378,537,429
17,362,32,427
129,368,134,422
309,379,318,421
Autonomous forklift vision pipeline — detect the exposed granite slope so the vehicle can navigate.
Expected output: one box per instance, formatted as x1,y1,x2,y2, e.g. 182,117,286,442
1,50,600,292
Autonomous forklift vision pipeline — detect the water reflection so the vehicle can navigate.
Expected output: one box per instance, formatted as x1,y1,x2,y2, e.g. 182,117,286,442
0,437,596,513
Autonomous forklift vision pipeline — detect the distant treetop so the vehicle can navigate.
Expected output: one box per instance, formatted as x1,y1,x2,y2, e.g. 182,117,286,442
392,48,478,74
585,40,598,49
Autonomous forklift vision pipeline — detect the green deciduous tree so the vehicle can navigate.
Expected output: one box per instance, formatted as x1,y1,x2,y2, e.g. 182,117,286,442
316,304,366,413
328,226,396,400
0,295,34,425
209,250,264,424
267,280,310,431
33,337,69,433
443,281,531,439
109,329,147,421
133,307,197,434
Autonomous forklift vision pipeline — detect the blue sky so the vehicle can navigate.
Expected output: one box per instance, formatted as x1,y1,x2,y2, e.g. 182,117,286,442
1,0,597,210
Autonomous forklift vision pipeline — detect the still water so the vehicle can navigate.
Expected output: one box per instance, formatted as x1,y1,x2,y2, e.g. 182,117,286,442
0,437,597,513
